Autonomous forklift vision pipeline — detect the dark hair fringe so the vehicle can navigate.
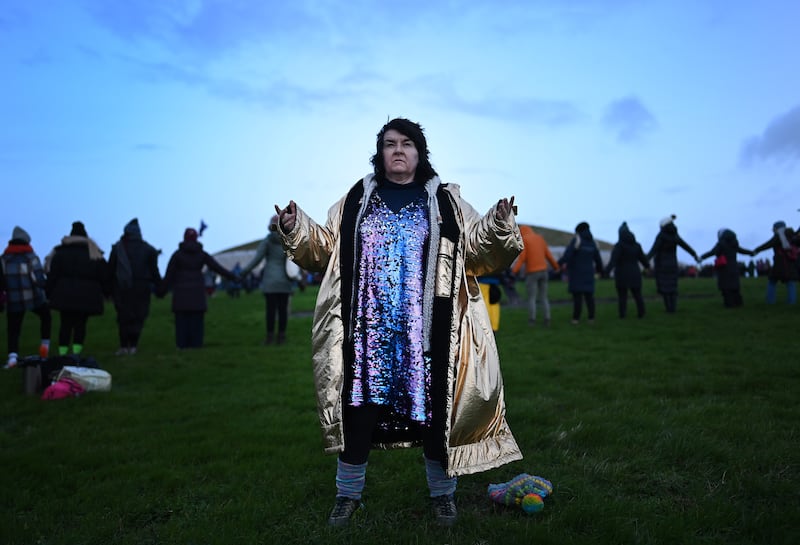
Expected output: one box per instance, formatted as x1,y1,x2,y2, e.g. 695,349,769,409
370,118,438,182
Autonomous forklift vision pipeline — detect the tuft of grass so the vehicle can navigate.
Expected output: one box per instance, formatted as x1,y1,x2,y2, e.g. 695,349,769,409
1,277,798,544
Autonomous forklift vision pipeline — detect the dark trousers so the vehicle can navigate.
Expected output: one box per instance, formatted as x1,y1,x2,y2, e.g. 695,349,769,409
616,286,645,318
58,311,89,347
571,292,595,320
722,289,743,308
339,405,443,465
265,293,289,335
6,305,51,353
175,311,205,348
662,293,678,313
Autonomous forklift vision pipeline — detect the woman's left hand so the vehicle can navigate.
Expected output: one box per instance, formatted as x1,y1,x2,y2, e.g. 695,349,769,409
495,196,516,220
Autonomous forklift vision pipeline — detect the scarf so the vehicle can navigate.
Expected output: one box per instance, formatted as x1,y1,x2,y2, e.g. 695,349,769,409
776,227,791,250
60,235,104,260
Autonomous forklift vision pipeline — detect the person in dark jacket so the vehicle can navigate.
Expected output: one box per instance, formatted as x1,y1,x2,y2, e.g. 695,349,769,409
240,215,297,345
558,222,604,324
605,222,650,319
646,215,699,313
160,228,238,349
46,221,108,356
752,221,798,304
2,226,52,368
700,228,754,308
108,218,163,355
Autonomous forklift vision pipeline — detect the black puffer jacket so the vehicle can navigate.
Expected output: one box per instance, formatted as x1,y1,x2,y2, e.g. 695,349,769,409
47,240,109,315
161,240,236,312
700,229,752,291
647,224,698,294
606,230,649,290
753,234,799,282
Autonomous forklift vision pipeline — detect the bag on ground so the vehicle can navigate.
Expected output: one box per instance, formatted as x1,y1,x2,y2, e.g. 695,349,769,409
57,366,112,392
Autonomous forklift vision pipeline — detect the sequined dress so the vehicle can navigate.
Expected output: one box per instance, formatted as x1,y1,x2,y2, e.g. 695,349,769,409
349,192,432,425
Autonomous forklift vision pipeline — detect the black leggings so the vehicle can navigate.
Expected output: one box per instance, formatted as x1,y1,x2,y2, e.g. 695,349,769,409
571,292,595,320
265,293,289,335
58,311,89,347
616,286,645,318
339,405,442,465
6,305,51,353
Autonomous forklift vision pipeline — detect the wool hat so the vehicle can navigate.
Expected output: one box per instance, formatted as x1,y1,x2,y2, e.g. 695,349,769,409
12,226,31,244
124,218,141,236
575,221,590,233
71,221,87,237
619,221,630,235
184,228,198,242
659,214,677,228
773,220,786,230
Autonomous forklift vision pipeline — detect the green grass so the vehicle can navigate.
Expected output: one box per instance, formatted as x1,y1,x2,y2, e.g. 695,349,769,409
1,277,798,544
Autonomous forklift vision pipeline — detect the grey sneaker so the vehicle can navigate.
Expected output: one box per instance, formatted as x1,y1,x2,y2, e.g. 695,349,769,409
328,496,363,527
431,494,457,526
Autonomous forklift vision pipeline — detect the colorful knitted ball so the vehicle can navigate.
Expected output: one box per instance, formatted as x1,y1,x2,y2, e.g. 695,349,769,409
520,493,544,514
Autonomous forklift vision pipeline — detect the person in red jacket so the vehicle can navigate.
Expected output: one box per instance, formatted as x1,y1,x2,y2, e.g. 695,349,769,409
511,225,559,326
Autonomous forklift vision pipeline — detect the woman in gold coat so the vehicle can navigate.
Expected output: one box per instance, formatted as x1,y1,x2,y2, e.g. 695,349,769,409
276,118,522,527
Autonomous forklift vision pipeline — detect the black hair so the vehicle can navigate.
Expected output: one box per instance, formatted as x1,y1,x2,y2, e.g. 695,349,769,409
370,118,438,183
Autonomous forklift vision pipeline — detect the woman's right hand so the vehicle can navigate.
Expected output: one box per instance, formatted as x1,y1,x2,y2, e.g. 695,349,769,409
274,201,297,232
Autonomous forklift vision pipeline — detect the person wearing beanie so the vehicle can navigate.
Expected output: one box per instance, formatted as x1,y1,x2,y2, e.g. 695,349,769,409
511,225,559,326
605,222,650,319
2,226,52,368
46,221,108,357
239,214,300,345
700,228,755,307
646,214,700,313
557,221,604,324
159,227,239,349
108,218,163,355
751,220,798,304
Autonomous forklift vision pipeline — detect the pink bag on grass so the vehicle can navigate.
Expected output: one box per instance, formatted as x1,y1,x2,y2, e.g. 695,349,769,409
41,377,85,400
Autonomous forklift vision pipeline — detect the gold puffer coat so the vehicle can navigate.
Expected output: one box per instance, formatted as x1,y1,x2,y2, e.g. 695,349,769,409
281,175,523,476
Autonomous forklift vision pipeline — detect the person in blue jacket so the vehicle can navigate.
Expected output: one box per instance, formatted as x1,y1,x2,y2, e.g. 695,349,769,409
558,222,604,324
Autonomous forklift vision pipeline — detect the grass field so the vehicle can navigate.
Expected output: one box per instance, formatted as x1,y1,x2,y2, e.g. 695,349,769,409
1,276,798,545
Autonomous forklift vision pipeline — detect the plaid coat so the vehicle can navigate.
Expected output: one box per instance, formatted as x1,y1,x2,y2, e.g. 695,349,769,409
1,244,48,312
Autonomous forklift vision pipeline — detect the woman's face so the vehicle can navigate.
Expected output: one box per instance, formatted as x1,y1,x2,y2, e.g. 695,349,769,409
382,129,419,184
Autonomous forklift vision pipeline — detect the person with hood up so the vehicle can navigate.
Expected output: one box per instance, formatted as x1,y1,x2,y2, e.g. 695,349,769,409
2,226,51,368
275,117,522,527
646,215,700,313
605,222,650,319
46,221,108,356
557,222,604,324
751,221,798,304
108,218,163,355
511,225,560,326
700,228,754,307
239,215,298,345
160,228,239,349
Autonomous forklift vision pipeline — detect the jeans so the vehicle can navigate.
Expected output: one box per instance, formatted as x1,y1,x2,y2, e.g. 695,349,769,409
766,280,797,304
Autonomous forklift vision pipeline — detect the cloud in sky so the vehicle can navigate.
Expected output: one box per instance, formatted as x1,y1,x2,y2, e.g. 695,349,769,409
602,96,657,143
740,104,800,167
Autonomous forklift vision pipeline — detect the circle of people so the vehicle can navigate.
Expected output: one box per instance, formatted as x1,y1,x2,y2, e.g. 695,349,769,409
505,216,799,327
2,215,797,368
0,218,298,369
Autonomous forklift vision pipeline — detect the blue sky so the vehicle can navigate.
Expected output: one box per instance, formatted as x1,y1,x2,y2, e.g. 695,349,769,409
2,0,798,268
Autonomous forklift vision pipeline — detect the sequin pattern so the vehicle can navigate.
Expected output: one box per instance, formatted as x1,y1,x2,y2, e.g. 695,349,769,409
350,193,431,424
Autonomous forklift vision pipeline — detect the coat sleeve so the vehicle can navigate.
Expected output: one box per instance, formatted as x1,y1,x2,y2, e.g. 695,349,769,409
240,239,268,277
677,236,698,260
281,199,344,273
457,193,523,277
205,254,236,280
